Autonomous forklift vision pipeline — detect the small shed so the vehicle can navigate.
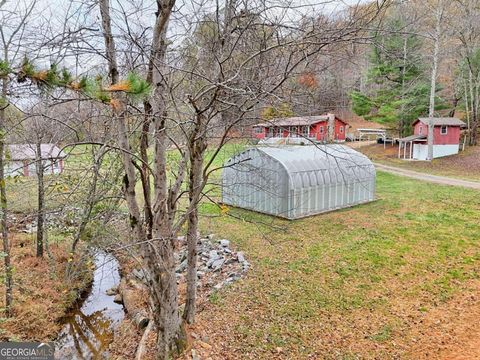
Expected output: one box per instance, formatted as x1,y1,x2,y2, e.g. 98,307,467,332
222,145,376,219
5,144,66,177
398,117,466,160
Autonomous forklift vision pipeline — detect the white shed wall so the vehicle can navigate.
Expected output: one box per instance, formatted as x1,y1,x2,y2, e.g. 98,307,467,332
5,159,62,177
5,161,24,177
413,144,459,160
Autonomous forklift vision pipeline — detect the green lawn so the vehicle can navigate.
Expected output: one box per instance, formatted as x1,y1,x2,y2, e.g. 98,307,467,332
196,171,480,359
6,144,121,214
7,142,480,358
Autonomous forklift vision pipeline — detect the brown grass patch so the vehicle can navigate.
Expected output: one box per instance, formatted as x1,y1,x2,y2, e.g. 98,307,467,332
0,233,92,341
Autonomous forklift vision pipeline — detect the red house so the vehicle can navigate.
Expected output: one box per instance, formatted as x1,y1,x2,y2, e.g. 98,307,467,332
398,117,466,160
253,114,348,142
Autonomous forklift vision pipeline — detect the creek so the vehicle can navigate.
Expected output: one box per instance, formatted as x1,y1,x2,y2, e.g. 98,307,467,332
55,251,124,359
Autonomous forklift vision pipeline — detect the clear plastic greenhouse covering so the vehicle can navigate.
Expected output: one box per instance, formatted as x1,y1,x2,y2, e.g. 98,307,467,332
222,145,376,219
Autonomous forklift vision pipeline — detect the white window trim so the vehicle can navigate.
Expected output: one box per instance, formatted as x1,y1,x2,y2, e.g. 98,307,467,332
290,126,298,137
340,126,344,133
319,125,324,134
440,125,448,135
419,125,423,135
302,126,309,137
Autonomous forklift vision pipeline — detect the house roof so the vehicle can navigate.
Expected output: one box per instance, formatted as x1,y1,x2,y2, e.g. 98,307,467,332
254,115,348,127
7,144,67,161
414,117,466,127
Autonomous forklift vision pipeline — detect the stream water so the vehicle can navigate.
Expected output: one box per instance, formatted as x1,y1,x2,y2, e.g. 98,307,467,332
55,251,125,359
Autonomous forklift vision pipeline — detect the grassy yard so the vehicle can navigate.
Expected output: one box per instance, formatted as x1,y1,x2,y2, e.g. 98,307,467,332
194,171,480,359
5,141,480,358
5,144,121,214
357,143,480,181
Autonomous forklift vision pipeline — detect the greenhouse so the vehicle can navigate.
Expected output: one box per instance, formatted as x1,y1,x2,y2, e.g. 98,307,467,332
222,145,376,219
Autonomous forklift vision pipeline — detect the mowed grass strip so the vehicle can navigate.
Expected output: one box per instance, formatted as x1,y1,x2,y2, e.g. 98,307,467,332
195,171,480,359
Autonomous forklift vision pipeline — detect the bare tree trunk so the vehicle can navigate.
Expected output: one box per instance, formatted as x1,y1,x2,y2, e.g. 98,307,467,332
183,204,199,324
183,113,207,324
427,0,444,160
148,0,188,355
139,109,153,239
471,102,478,145
0,76,12,316
400,35,407,136
469,68,478,146
35,141,44,257
150,107,186,357
99,0,186,357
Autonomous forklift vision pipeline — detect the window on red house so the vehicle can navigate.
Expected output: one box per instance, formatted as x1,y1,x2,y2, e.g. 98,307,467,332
340,126,344,133
440,125,448,135
320,126,324,134
254,127,263,133
419,125,423,135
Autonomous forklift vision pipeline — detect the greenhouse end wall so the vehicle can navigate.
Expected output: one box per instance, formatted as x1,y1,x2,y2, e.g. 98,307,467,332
222,145,376,219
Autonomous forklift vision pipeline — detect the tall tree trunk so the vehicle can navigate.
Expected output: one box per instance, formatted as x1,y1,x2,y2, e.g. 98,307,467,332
139,107,153,239
0,76,12,316
183,114,207,324
148,0,187,355
99,0,186,358
400,35,407,137
471,103,478,145
470,69,478,146
35,141,44,257
428,0,443,161
183,204,199,324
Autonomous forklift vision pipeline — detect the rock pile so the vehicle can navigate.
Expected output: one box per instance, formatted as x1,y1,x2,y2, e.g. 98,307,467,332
176,234,249,292
129,234,249,294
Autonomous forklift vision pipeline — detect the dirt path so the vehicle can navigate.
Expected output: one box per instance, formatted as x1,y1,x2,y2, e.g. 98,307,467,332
374,163,480,190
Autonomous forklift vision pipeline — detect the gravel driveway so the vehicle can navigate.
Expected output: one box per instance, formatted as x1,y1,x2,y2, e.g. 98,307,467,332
375,163,480,190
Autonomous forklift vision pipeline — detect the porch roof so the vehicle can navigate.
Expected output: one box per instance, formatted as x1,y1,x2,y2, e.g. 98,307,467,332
398,134,427,142
254,116,330,128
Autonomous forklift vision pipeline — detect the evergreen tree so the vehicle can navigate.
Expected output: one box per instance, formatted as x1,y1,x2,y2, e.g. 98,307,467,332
351,17,440,135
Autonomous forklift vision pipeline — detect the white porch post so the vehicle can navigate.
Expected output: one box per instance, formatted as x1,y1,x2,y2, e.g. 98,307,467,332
398,141,402,158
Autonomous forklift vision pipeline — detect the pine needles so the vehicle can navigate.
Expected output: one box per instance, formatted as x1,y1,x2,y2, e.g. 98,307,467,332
14,59,151,106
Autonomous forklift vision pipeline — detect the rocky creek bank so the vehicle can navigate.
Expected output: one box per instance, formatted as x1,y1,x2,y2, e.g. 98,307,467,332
107,234,249,359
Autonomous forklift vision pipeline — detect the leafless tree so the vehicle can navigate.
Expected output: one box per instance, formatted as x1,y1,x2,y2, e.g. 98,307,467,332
427,0,445,160
451,0,480,145
0,0,37,317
